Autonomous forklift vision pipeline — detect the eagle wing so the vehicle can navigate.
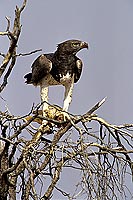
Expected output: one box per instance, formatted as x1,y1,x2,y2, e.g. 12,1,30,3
74,58,83,83
31,54,53,85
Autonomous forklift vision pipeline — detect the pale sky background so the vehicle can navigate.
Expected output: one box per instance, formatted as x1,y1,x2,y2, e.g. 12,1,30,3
0,0,133,199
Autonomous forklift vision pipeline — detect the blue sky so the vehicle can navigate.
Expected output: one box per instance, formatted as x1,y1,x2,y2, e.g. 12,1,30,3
0,0,133,198
1,0,133,125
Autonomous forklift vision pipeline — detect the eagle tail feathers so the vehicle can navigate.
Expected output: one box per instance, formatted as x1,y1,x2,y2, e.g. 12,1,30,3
24,73,32,84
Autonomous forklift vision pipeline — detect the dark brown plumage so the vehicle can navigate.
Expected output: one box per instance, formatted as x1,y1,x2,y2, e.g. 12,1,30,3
24,39,88,123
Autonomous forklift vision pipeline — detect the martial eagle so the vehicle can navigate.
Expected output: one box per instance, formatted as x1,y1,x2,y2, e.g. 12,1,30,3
24,39,88,123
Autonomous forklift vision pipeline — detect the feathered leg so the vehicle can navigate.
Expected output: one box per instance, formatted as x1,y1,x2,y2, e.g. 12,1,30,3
62,77,74,120
63,85,73,111
40,84,49,125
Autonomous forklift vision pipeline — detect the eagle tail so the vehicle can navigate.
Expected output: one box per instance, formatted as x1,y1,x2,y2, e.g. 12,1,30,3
24,73,32,84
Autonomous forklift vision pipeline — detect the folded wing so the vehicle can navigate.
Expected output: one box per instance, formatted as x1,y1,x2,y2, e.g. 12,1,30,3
24,54,53,85
74,58,83,83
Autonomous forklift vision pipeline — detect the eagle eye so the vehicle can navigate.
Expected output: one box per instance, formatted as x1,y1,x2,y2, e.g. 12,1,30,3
72,42,80,48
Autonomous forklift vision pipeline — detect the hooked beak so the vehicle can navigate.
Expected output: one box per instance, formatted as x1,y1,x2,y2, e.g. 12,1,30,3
80,41,89,49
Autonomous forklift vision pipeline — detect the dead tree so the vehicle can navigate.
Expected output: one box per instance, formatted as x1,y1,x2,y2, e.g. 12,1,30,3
0,1,133,200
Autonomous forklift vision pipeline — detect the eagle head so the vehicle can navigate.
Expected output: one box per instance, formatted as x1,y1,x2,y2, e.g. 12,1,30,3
57,39,88,55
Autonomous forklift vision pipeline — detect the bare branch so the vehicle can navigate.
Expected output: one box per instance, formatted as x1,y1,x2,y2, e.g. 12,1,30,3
0,0,28,90
0,98,133,199
0,1,133,199
16,49,42,57
0,31,8,36
0,49,16,93
81,96,107,120
19,0,27,13
0,52,6,58
42,157,68,199
5,16,11,32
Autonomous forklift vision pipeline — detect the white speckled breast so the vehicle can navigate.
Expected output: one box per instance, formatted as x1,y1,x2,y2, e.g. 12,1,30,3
40,72,73,86
60,72,72,85
40,74,60,86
